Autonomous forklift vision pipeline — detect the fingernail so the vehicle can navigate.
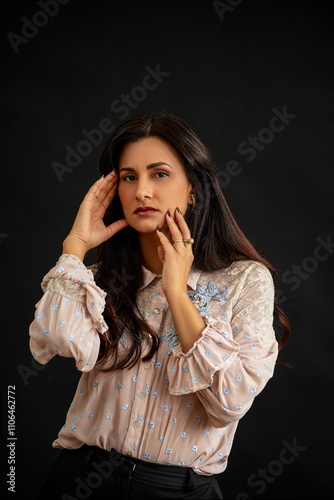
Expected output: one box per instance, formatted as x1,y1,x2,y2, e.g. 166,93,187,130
166,210,172,217
176,207,182,214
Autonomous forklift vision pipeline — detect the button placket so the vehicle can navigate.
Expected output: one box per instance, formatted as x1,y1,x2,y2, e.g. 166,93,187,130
122,346,156,455
123,280,167,456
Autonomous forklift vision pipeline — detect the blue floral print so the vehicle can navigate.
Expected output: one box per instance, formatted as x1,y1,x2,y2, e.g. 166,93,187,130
188,282,228,319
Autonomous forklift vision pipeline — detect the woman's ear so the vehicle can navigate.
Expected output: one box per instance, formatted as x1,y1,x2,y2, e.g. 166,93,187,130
188,191,196,209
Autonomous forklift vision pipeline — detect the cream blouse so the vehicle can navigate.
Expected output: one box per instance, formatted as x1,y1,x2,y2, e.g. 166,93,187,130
29,254,279,476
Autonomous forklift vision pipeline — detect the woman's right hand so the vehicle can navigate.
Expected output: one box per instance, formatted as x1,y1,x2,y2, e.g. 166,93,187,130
62,171,128,261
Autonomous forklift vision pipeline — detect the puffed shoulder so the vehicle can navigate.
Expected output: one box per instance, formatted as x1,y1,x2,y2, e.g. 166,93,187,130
41,254,108,334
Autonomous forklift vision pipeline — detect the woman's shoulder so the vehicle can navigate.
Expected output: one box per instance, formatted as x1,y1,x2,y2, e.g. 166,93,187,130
196,259,273,290
228,259,272,279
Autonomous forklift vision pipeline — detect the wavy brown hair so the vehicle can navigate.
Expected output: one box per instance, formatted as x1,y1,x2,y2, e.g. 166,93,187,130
94,111,291,371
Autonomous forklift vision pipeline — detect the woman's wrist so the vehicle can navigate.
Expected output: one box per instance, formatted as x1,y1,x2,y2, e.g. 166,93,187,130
62,235,87,262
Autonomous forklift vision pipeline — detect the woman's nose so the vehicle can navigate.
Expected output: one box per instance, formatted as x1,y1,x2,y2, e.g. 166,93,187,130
135,179,152,200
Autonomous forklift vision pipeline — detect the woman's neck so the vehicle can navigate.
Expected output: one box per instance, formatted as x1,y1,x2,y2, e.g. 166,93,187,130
138,229,170,275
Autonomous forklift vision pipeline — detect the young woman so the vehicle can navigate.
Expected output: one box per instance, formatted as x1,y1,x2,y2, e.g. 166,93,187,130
29,111,290,499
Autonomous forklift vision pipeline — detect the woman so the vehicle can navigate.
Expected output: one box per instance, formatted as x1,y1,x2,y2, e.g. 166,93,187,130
29,111,290,499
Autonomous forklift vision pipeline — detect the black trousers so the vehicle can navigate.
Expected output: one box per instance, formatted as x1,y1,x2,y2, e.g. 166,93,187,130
36,445,223,500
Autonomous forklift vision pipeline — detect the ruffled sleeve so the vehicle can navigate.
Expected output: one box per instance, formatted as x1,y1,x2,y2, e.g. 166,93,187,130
166,262,279,427
29,254,108,372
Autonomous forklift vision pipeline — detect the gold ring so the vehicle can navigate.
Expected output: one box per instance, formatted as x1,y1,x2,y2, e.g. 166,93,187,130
173,238,194,244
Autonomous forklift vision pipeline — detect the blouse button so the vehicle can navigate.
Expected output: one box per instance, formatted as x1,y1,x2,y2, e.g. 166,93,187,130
143,362,151,370
138,392,146,399
133,420,139,428
154,308,161,314
125,451,132,456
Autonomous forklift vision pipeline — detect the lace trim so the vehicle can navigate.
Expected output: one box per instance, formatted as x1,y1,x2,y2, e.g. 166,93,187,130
46,278,86,303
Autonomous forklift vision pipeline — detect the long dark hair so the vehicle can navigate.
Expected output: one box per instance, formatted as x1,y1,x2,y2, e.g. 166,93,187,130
94,111,291,371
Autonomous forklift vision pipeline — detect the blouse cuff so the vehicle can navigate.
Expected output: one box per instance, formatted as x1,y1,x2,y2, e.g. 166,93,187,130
43,254,108,334
167,319,240,395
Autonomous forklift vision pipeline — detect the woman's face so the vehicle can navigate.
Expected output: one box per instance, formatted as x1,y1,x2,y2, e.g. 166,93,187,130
118,137,193,234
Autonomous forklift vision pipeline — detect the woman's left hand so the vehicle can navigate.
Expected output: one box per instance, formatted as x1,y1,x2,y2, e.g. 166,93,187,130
156,208,194,297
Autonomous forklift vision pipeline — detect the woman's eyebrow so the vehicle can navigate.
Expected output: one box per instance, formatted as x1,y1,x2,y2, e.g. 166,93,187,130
119,162,173,173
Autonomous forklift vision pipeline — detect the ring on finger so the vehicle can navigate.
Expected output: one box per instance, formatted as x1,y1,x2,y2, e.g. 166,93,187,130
173,238,194,244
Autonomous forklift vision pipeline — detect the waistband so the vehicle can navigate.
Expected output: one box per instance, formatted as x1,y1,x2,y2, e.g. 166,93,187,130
71,445,193,475
66,444,213,489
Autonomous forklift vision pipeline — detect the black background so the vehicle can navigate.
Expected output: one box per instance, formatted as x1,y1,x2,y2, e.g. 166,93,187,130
1,1,333,499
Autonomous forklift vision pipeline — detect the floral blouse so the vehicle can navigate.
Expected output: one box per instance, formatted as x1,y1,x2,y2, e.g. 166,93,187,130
29,254,279,476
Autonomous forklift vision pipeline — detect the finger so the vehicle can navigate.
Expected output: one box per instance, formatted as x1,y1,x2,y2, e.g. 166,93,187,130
165,210,183,243
88,172,118,206
98,174,119,208
174,208,192,240
156,226,169,244
156,243,165,262
156,220,185,258
156,225,175,251
91,171,116,193
105,218,129,239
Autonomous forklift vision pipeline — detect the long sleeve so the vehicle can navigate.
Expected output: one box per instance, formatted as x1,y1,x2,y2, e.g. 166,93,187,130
166,261,279,428
31,260,280,475
29,254,108,372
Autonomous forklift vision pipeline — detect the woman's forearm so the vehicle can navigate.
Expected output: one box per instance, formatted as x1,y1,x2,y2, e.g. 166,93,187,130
62,235,87,262
166,290,206,353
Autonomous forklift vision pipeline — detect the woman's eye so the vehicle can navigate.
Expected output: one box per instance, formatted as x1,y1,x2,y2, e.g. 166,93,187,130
153,171,169,179
121,171,169,181
122,175,137,182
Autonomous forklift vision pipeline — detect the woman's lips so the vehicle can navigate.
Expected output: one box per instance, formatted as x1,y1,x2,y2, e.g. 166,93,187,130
134,207,158,216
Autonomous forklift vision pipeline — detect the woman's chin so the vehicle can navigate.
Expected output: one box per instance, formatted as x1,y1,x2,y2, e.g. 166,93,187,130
129,219,164,234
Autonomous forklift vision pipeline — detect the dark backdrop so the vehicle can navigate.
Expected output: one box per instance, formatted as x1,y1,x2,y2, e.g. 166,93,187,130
1,1,333,499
